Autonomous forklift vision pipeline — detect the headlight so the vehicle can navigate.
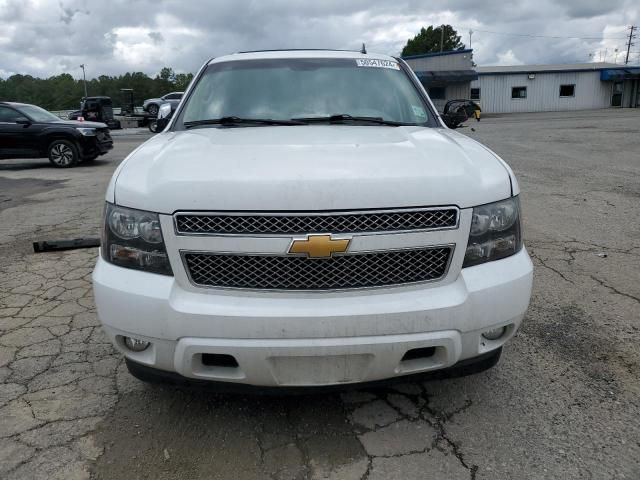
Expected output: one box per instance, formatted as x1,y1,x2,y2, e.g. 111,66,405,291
76,127,96,136
463,196,522,268
101,203,172,275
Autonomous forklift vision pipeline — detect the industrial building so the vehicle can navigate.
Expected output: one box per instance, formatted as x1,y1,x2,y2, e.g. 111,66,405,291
403,50,640,113
471,63,640,113
402,49,476,111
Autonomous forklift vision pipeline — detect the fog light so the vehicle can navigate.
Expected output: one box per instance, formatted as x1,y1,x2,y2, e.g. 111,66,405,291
482,326,506,341
124,336,151,352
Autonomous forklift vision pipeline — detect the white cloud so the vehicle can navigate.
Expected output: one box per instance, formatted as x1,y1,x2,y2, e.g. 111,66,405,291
0,0,637,78
495,50,524,66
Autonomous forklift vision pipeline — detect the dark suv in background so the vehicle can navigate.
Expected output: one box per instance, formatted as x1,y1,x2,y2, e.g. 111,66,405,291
0,102,113,168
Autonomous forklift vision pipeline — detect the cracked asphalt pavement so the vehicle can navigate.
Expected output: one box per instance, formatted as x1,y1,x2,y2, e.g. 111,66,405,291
1,110,639,479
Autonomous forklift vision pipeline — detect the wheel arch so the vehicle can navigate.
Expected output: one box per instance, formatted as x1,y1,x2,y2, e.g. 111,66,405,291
41,129,80,155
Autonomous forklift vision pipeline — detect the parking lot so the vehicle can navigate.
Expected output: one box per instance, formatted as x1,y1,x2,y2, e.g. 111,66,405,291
1,109,639,479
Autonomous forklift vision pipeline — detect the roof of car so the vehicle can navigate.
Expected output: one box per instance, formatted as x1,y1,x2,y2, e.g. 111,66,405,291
0,101,31,107
209,49,397,64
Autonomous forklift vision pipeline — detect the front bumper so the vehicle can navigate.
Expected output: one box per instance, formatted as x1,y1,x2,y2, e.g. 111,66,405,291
93,248,533,387
79,135,113,158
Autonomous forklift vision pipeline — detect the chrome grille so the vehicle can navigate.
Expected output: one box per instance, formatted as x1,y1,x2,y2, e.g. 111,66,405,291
175,208,458,235
183,247,452,291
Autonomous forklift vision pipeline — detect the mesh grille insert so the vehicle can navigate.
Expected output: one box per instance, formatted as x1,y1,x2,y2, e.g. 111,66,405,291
184,247,452,291
176,209,457,235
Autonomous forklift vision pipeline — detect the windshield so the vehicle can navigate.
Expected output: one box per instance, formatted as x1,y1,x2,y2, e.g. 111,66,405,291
178,57,433,127
17,104,61,123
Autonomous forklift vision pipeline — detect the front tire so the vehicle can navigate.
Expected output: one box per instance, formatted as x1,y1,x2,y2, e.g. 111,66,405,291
147,104,159,116
48,140,79,168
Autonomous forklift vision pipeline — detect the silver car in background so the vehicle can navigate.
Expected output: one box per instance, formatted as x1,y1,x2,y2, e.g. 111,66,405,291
142,91,183,116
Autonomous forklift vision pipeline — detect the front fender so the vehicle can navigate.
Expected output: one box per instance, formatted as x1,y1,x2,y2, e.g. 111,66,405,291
39,127,81,155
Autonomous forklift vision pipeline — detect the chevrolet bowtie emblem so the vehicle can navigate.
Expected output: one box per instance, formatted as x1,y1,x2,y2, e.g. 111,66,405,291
288,234,351,258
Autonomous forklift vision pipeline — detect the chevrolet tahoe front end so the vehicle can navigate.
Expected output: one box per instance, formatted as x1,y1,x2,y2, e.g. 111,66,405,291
92,50,533,388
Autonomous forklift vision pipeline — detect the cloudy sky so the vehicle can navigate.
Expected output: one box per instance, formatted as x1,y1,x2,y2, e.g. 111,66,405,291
0,0,638,79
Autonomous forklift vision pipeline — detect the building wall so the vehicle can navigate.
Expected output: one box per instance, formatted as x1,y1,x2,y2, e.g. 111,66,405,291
471,71,614,113
404,51,474,112
404,51,474,71
428,83,470,111
622,79,638,107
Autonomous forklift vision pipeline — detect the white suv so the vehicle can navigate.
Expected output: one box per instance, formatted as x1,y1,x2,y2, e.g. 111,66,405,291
93,50,533,388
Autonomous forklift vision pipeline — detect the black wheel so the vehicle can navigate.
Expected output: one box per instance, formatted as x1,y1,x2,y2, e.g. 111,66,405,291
147,104,159,116
148,120,158,133
48,140,79,168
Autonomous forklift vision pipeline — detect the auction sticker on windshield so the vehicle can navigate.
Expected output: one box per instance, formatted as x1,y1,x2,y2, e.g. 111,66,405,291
355,58,400,70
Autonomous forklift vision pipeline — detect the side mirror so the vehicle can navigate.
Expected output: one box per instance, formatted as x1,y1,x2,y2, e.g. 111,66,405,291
158,103,172,119
441,113,464,129
156,103,173,131
16,118,31,126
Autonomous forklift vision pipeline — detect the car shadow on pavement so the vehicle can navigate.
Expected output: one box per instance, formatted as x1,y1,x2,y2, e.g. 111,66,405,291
0,161,53,171
91,384,366,479
90,369,482,480
0,160,110,171
0,177,67,214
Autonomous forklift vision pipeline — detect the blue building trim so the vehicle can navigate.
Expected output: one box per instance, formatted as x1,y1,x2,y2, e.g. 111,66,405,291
401,49,473,60
600,68,640,80
478,66,636,76
415,70,478,84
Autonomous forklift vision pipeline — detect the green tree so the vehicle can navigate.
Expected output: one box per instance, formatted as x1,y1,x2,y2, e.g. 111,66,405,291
155,67,176,94
174,72,194,91
0,67,195,110
401,25,465,56
158,67,175,82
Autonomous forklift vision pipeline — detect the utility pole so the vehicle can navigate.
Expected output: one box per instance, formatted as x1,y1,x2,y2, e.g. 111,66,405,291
469,29,473,49
440,24,444,52
625,25,637,65
79,64,88,98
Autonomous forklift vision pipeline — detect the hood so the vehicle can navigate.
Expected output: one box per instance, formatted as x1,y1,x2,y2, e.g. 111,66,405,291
53,119,108,129
113,125,512,213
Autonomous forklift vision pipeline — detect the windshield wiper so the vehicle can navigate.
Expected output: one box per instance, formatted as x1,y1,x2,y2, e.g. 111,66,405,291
292,114,411,126
184,116,306,128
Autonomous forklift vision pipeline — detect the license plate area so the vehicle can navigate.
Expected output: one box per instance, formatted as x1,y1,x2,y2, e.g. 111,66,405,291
267,354,374,386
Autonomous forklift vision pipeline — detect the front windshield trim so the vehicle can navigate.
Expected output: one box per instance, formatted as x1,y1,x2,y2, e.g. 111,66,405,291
172,56,439,131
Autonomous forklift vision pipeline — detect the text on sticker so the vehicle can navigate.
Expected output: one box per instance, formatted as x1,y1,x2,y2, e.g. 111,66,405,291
355,59,400,70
